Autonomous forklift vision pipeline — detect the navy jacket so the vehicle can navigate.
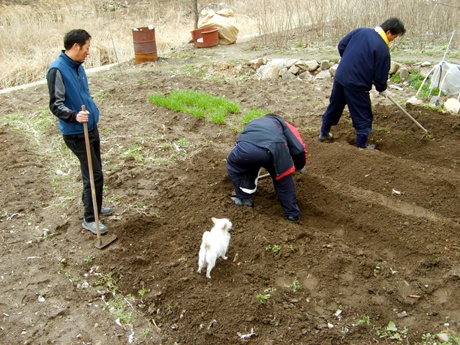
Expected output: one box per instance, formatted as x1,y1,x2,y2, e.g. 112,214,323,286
47,51,99,135
237,114,308,180
335,28,390,92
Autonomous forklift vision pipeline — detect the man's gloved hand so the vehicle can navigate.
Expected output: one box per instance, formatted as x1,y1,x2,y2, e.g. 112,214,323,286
379,90,389,97
299,165,306,174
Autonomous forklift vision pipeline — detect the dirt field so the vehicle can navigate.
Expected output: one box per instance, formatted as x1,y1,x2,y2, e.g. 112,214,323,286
1,35,460,345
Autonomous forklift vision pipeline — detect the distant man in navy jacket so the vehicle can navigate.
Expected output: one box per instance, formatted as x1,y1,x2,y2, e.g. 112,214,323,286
227,114,308,223
319,18,406,149
47,29,113,235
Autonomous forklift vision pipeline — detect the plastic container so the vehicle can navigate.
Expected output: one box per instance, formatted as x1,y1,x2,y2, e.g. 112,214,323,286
191,27,219,48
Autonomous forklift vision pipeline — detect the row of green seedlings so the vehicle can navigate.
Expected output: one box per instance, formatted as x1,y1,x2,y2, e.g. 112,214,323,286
148,89,268,128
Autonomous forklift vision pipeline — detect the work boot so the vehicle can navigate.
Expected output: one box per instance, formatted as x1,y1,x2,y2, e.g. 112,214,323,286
231,197,254,207
100,207,114,216
286,215,300,223
82,220,108,235
356,134,369,148
319,132,334,142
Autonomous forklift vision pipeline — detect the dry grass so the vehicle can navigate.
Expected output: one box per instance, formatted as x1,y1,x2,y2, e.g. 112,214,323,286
0,0,459,89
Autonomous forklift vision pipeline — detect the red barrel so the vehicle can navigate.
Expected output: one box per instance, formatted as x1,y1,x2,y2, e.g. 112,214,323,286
132,26,158,64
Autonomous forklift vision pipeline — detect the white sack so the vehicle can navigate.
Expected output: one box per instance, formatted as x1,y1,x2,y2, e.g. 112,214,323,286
198,9,239,45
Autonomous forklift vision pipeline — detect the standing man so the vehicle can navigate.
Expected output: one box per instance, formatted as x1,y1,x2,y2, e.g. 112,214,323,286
47,29,113,235
227,114,308,223
319,17,406,149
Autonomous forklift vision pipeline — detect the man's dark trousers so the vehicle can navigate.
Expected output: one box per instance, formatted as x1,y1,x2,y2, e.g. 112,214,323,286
63,127,103,222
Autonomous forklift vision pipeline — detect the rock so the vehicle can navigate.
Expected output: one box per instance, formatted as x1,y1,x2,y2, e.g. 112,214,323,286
315,70,331,79
320,60,330,70
407,96,423,105
329,64,338,77
304,60,319,72
248,57,266,70
397,67,409,81
257,64,281,80
288,65,300,75
444,98,460,114
437,333,450,342
298,71,314,81
389,61,401,74
419,66,433,78
421,61,432,67
430,96,441,107
281,71,296,79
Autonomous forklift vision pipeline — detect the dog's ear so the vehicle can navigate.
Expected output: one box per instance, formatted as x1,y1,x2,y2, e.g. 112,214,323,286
211,217,217,224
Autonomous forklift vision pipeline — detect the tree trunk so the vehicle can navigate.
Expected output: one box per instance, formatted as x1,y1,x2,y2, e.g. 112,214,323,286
194,0,199,29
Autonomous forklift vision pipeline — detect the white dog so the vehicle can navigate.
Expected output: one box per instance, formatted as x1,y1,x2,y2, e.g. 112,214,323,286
197,217,232,279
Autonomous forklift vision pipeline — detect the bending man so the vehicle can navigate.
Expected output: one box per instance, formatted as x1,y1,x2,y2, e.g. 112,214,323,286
227,114,308,223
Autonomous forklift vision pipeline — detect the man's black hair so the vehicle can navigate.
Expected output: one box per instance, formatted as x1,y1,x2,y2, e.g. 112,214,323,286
380,17,406,36
64,29,92,50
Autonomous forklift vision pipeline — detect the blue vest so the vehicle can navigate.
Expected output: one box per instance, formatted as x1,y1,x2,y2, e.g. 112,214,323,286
48,52,99,135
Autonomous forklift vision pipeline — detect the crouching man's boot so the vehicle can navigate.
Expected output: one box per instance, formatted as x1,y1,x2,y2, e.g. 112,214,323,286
356,134,375,150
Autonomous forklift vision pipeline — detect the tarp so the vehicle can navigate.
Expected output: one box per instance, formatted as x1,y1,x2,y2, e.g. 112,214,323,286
198,9,239,45
430,61,460,96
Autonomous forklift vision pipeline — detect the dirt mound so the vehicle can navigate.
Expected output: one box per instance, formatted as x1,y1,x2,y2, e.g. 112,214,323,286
1,41,460,344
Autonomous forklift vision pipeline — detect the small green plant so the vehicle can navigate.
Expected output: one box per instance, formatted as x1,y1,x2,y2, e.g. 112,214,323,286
64,272,80,282
391,74,401,83
138,288,150,297
373,264,382,276
84,256,94,263
272,245,281,253
354,315,371,326
422,332,460,345
176,138,190,147
265,244,281,253
407,72,441,97
293,41,303,48
285,279,300,292
94,272,119,292
122,143,144,162
103,294,135,324
256,293,271,303
375,321,408,341
93,90,110,101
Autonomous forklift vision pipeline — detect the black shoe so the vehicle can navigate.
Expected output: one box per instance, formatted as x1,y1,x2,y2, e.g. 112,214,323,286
286,215,299,223
100,207,114,216
358,144,376,150
318,132,334,142
231,197,254,207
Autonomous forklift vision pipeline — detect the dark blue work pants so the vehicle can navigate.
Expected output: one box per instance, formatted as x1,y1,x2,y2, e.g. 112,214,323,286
321,81,373,139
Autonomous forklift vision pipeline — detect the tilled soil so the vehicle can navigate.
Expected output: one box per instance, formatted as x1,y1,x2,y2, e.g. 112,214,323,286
1,39,460,344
